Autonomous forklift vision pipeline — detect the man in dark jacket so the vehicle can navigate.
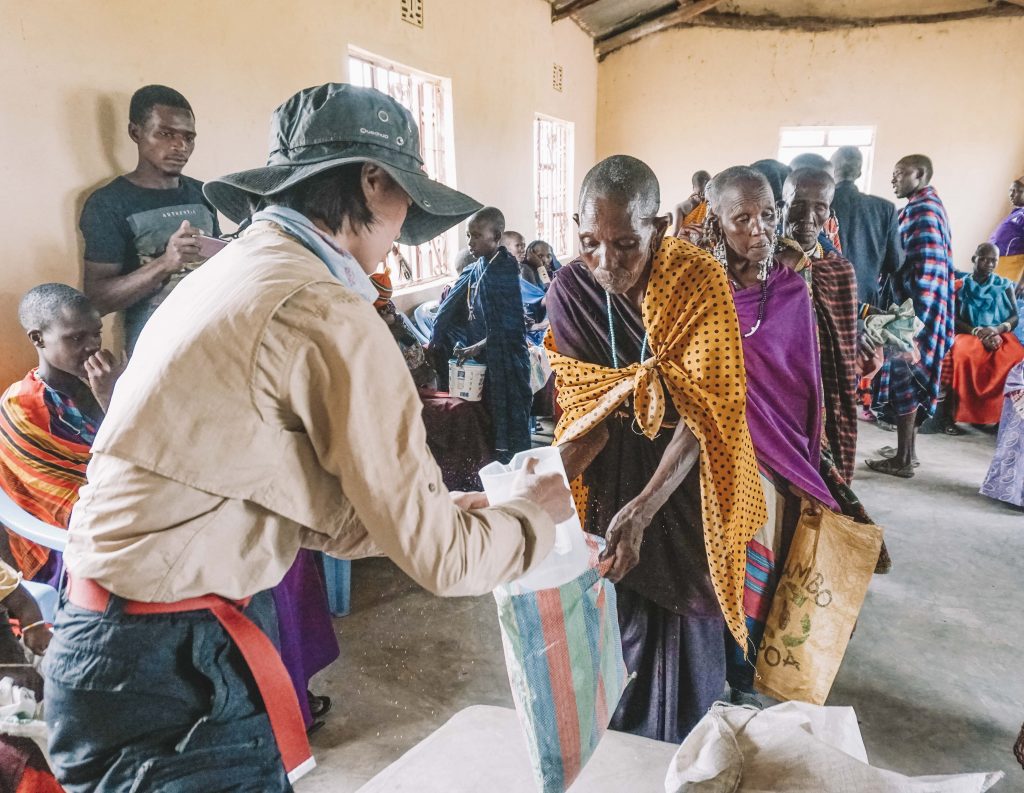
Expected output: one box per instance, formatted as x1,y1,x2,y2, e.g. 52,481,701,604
830,146,904,307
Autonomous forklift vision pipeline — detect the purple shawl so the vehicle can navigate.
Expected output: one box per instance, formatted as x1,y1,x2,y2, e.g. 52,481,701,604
733,265,838,510
990,207,1024,257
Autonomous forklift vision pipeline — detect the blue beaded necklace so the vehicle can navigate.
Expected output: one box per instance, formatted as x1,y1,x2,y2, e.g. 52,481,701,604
605,292,648,369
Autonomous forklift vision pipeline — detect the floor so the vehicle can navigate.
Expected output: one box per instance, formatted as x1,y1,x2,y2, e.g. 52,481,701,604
297,420,1023,791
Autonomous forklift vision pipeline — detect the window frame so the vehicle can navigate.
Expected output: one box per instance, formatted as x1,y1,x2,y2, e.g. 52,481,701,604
533,113,575,262
347,47,459,290
776,125,876,193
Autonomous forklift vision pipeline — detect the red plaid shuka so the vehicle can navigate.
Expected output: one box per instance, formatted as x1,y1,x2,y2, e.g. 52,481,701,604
875,186,955,418
811,255,860,482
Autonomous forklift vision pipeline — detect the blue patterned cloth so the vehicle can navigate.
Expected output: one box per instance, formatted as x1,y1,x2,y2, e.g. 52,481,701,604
430,248,532,461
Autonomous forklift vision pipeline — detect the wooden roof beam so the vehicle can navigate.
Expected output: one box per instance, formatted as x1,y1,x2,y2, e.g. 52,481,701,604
595,0,726,59
552,0,603,23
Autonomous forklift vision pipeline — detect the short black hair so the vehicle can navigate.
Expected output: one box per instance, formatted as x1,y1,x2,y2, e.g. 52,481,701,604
129,84,193,126
898,154,934,182
785,167,836,197
18,283,93,332
470,207,506,237
580,155,660,218
750,159,791,203
831,146,863,181
271,163,375,235
789,152,831,172
706,166,773,215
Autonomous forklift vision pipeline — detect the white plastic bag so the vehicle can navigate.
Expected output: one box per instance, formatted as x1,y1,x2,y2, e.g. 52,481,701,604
480,446,592,594
664,702,1003,793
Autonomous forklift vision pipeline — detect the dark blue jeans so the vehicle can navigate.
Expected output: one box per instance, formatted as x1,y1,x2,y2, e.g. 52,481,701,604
43,589,291,792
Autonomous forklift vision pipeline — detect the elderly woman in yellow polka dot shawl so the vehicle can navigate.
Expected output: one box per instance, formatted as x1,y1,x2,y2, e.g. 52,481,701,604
545,155,766,744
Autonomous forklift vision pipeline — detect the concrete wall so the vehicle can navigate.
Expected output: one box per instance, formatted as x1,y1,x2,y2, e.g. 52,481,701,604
597,17,1024,260
0,0,596,383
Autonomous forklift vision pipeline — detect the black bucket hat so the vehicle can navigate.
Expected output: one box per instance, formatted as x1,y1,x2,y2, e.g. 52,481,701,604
203,83,481,245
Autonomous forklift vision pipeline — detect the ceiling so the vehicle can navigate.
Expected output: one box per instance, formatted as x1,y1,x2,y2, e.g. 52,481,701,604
546,0,1024,59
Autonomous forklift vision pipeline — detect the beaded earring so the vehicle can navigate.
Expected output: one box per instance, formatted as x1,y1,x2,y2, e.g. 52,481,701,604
706,217,728,268
757,237,776,281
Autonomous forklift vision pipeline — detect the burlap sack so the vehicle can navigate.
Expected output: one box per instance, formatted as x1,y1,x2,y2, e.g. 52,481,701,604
754,508,883,705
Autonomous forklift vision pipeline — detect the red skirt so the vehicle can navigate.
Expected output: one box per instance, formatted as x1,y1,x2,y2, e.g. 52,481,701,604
953,333,1024,424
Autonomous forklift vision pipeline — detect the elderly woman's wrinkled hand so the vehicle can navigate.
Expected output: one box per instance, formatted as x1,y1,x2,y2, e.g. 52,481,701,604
600,500,649,582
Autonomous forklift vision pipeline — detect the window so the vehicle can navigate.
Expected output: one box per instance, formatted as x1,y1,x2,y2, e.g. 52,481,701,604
534,114,574,260
777,126,875,192
348,48,457,287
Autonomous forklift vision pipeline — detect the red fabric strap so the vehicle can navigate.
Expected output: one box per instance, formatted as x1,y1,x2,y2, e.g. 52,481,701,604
66,577,313,781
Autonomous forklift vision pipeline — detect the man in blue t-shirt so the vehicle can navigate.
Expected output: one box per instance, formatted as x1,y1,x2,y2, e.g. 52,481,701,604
80,85,220,352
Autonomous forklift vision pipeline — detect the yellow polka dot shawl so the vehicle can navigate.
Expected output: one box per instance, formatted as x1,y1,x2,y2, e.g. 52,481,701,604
544,236,767,647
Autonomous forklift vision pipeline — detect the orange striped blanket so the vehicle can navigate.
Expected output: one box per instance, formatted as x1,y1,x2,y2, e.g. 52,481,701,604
0,371,94,578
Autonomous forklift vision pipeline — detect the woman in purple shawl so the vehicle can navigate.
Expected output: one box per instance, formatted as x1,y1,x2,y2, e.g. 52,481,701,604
703,166,840,696
271,550,340,733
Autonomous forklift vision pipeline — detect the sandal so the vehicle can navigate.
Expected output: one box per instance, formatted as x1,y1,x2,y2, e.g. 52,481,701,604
874,541,893,575
875,446,920,467
307,691,332,719
941,423,964,436
866,457,915,479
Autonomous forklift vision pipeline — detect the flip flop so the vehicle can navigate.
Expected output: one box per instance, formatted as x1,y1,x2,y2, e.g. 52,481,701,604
875,446,920,467
307,691,333,719
866,457,915,478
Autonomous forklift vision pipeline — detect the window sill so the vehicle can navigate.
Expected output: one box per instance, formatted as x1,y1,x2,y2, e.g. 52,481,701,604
392,276,452,314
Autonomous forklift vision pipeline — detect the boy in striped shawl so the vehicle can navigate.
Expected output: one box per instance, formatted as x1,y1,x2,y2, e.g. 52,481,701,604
868,155,955,478
0,284,123,583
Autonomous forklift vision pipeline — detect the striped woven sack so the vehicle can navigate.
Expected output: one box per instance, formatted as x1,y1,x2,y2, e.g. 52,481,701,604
493,540,628,793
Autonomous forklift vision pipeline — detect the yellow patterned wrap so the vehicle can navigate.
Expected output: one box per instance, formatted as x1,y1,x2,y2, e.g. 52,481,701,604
544,236,767,647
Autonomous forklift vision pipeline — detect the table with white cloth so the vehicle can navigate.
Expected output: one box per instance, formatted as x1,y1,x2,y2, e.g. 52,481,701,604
356,705,678,792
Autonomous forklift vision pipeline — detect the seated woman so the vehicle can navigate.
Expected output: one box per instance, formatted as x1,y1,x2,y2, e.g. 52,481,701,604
990,174,1024,282
430,207,532,464
943,243,1024,430
520,239,561,295
980,360,1024,509
519,240,561,423
520,240,559,334
371,270,435,387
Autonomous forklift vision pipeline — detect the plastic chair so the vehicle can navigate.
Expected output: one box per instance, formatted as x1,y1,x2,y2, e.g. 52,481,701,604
0,488,65,622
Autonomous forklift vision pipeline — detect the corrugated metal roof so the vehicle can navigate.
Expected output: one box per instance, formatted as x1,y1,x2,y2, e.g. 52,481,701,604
547,0,1017,58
